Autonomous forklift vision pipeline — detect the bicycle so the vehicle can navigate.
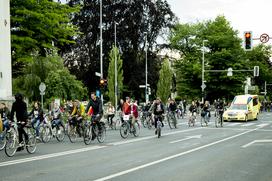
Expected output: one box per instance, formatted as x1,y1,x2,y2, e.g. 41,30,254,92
67,116,84,143
215,109,223,127
167,111,177,129
120,114,140,139
5,121,37,157
141,111,153,129
155,115,163,138
0,118,10,151
40,114,65,143
188,112,197,127
200,111,209,127
83,115,106,145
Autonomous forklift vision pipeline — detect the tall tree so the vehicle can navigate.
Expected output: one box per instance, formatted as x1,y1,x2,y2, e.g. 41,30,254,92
156,59,173,104
11,0,79,76
64,0,176,99
107,46,124,106
170,16,248,101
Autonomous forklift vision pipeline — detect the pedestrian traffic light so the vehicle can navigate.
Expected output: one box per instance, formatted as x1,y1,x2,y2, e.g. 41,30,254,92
244,31,252,50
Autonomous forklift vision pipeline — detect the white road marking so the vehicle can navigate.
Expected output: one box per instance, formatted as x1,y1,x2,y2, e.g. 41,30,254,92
256,123,269,128
241,123,256,127
94,128,258,181
170,135,202,144
109,127,203,146
0,146,106,167
241,139,272,148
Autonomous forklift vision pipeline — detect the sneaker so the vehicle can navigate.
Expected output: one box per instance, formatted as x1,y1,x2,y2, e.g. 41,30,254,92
16,146,24,152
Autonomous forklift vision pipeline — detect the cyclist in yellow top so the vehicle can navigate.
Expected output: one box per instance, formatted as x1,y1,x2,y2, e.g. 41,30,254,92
68,100,85,136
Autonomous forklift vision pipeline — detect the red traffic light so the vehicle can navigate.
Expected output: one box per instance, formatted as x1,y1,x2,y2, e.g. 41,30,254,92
244,31,252,50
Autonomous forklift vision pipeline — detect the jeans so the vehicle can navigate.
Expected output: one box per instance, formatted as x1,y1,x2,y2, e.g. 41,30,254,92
154,115,163,128
107,114,114,125
3,119,10,131
31,118,41,136
52,119,61,129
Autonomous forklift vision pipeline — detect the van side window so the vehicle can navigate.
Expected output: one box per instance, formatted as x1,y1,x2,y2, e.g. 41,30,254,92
253,98,258,106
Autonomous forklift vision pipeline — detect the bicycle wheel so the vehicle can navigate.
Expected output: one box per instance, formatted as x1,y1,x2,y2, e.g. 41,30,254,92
132,122,140,137
68,125,78,143
0,131,7,151
56,125,65,142
26,134,37,154
120,122,129,139
83,125,93,145
157,121,162,138
40,126,51,143
97,123,106,143
168,114,175,129
5,130,18,157
147,117,152,130
141,116,147,128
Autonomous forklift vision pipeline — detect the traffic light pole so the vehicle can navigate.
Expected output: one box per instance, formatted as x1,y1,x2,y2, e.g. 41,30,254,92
100,0,103,105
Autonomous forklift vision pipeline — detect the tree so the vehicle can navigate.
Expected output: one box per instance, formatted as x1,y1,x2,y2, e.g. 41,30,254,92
245,44,272,98
11,0,79,76
45,69,87,101
170,16,248,101
64,0,176,100
156,59,173,104
107,46,124,106
13,54,87,101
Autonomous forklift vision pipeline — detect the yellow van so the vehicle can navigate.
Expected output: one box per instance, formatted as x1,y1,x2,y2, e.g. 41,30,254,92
223,95,260,122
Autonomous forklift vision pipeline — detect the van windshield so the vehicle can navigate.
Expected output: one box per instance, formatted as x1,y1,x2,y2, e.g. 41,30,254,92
230,104,247,110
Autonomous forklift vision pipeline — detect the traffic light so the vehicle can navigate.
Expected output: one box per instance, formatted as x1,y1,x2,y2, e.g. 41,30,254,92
99,79,107,88
244,31,252,50
254,66,259,77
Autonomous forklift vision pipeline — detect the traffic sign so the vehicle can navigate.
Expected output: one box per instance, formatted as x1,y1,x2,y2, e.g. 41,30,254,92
95,72,101,77
201,83,206,90
39,82,46,92
260,33,270,43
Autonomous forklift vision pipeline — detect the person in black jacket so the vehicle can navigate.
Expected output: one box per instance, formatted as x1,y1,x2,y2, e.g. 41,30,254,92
28,101,43,138
10,93,28,151
85,92,103,120
150,97,165,134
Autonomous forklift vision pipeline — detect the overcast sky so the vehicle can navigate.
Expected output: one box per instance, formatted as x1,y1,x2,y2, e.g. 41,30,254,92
167,0,272,45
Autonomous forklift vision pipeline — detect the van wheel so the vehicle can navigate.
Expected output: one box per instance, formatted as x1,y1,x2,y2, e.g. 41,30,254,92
255,113,258,120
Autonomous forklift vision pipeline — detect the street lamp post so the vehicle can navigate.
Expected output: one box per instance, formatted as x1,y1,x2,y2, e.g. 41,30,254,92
201,40,208,103
114,21,118,111
145,33,148,103
100,0,103,104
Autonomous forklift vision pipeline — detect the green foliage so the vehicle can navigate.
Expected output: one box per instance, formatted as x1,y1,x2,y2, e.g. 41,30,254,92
13,54,87,101
45,69,87,100
11,0,80,75
156,59,173,104
65,0,176,100
170,15,270,101
107,46,124,106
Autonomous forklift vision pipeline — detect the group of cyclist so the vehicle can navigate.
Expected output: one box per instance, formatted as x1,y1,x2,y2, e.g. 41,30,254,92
0,92,104,152
1,91,228,153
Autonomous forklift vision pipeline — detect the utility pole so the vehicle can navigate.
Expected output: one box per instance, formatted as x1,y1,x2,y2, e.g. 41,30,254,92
100,0,103,105
114,21,118,111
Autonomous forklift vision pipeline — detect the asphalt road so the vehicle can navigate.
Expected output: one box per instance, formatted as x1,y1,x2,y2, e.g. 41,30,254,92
1,111,272,181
